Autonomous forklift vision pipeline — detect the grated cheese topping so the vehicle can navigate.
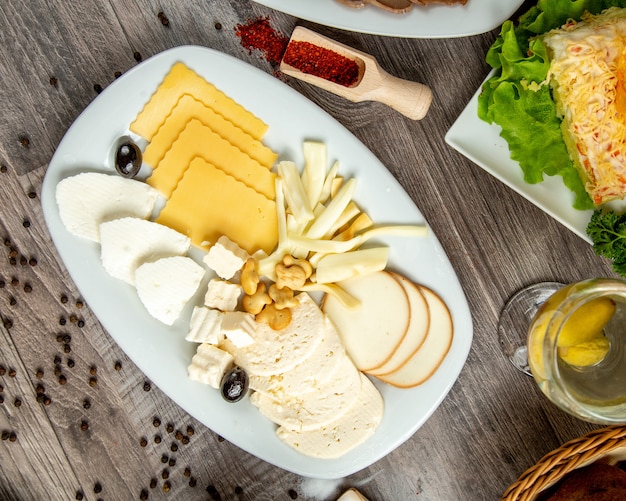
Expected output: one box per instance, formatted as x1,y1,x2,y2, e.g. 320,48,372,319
543,7,626,205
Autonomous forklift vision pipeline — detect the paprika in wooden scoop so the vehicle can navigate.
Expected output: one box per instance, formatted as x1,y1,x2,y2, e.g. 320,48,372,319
280,26,432,120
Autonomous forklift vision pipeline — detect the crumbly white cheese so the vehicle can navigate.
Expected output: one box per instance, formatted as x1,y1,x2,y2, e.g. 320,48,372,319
188,343,234,389
135,256,205,325
186,306,224,345
99,217,190,285
248,325,358,399
202,235,250,280
275,374,383,459
220,293,324,376
204,278,242,311
56,172,159,242
221,311,256,348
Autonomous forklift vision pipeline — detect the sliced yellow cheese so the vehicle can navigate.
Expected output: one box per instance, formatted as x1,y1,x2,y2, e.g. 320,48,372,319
143,94,277,169
146,118,276,200
156,157,278,254
130,62,268,141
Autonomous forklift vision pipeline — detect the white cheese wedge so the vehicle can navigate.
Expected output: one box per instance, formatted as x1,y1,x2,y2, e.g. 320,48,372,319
56,172,159,242
221,293,325,376
204,278,242,311
188,343,234,389
186,306,224,345
275,374,383,459
99,217,191,285
202,235,250,279
135,256,205,325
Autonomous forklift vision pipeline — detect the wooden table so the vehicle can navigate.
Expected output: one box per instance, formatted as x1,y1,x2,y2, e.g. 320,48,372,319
0,1,617,499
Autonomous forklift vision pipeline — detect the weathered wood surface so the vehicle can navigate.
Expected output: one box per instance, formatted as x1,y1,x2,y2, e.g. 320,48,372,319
0,0,618,499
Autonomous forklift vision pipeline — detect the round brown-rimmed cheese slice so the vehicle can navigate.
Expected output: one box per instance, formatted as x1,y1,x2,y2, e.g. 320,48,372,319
367,273,430,376
378,285,453,388
321,271,410,372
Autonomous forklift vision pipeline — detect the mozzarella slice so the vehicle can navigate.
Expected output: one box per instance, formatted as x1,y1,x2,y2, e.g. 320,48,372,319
135,256,205,325
99,217,190,285
276,374,383,459
56,172,159,242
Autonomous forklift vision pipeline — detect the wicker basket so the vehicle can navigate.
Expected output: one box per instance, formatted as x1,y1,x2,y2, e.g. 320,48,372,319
501,425,626,501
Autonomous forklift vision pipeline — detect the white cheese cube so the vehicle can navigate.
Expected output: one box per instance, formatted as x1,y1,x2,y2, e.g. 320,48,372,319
187,343,234,389
202,235,249,279
100,217,190,285
56,172,159,242
186,306,224,345
204,279,242,311
221,311,256,348
135,256,205,326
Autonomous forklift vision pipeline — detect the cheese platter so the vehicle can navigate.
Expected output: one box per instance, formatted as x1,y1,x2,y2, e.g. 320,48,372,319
41,45,472,478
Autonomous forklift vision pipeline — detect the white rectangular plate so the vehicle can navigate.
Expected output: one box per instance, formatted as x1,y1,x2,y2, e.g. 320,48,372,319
445,72,594,242
253,0,525,38
41,46,472,479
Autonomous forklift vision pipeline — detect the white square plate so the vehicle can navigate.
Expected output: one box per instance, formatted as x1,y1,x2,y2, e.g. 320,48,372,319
445,72,594,243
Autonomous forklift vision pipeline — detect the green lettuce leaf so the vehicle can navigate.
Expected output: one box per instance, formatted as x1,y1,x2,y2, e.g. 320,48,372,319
477,0,626,211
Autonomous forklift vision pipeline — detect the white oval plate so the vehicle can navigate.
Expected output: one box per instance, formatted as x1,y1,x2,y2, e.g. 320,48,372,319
41,46,472,479
253,0,525,38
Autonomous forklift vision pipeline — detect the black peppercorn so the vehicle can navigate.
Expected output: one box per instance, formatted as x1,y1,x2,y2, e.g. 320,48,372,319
139,437,147,447
94,482,102,494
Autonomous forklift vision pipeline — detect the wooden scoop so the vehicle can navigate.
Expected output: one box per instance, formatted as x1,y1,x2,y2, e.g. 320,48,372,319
280,26,432,120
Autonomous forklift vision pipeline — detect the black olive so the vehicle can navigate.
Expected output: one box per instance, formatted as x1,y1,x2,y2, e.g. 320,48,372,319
220,366,249,403
115,140,142,178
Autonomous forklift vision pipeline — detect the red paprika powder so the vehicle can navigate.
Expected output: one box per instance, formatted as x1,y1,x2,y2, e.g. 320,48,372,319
282,41,360,87
235,17,288,65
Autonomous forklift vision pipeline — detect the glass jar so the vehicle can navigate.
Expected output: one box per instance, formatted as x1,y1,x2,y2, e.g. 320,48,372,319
527,278,626,424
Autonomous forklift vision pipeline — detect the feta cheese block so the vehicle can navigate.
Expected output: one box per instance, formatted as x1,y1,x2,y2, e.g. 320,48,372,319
56,172,159,242
275,374,383,459
135,256,205,325
221,311,256,348
188,343,234,389
204,278,242,311
99,217,191,285
185,306,223,345
203,236,250,280
221,293,325,376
